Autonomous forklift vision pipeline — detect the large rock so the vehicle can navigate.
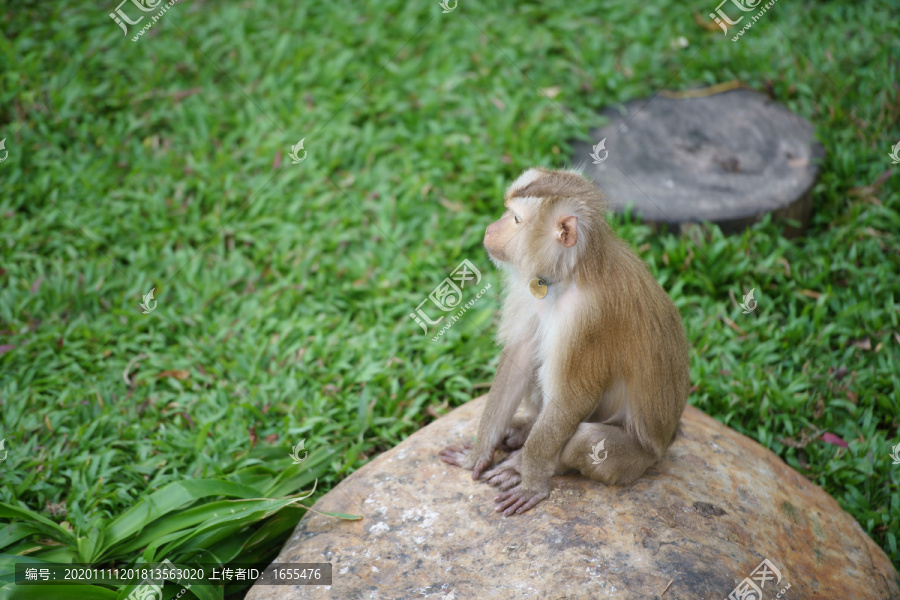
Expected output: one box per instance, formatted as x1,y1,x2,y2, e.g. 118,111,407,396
246,396,900,599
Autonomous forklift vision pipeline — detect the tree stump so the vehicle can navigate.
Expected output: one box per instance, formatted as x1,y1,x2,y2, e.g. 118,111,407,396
246,396,899,600
569,89,823,238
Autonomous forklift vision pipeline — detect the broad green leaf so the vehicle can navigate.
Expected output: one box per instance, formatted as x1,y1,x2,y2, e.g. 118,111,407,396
242,508,306,551
0,525,43,551
0,504,74,545
76,524,104,564
104,480,264,549
261,449,336,498
145,493,314,562
106,499,260,558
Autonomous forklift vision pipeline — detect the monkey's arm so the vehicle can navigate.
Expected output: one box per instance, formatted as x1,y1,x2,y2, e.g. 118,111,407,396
495,389,596,514
440,339,534,479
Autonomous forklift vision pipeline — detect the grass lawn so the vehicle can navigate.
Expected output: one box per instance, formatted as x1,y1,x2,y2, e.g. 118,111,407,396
1,0,898,597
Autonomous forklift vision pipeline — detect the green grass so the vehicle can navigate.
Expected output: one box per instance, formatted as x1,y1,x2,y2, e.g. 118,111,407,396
1,0,899,595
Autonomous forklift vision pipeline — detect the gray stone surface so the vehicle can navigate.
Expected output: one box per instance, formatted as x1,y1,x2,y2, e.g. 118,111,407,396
570,89,823,237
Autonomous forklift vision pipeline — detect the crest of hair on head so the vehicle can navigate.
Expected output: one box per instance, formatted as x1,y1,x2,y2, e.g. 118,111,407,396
561,161,587,178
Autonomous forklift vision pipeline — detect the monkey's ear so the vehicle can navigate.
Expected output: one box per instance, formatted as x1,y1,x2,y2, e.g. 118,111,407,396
556,215,578,248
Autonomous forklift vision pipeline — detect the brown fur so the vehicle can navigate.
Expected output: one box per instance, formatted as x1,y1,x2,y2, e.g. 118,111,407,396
440,167,690,515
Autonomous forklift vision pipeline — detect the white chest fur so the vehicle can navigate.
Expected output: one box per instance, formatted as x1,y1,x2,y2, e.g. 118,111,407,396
533,282,580,393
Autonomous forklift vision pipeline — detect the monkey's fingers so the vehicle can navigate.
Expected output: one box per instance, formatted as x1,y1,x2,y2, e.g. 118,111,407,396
485,473,520,490
439,445,470,467
471,457,492,481
482,467,522,490
497,476,520,491
494,491,528,515
510,493,544,515
494,487,548,515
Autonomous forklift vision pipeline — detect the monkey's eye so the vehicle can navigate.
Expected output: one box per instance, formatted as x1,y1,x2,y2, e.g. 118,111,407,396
514,214,522,224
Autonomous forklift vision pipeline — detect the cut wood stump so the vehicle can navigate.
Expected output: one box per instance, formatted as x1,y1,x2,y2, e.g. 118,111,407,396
246,395,899,600
570,89,823,237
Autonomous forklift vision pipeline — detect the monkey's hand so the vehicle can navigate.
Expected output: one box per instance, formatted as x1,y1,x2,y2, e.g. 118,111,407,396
494,481,550,516
481,449,523,490
439,441,495,480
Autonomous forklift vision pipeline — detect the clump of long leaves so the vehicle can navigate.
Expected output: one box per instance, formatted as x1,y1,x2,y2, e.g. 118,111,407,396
0,447,358,600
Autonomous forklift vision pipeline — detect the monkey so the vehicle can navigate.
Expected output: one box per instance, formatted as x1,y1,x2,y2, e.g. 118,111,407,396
439,167,690,515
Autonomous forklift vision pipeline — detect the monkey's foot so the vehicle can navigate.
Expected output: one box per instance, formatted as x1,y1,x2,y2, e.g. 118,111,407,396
494,484,549,516
501,427,529,451
481,449,523,490
439,442,493,479
500,415,535,451
439,442,472,467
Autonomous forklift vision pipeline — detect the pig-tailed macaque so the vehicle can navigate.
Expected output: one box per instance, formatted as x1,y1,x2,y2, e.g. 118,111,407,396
440,167,690,515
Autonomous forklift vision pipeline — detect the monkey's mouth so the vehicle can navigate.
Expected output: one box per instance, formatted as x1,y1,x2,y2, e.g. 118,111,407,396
485,245,507,263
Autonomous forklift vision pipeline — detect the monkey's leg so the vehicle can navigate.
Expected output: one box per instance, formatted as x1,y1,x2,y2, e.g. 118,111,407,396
481,384,541,487
440,340,534,479
558,423,661,486
500,384,540,450
494,392,594,515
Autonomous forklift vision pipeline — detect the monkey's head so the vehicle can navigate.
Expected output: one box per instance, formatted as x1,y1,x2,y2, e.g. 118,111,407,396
484,167,608,281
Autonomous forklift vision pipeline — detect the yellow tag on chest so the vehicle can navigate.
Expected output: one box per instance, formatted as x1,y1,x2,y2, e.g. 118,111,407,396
529,278,548,299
